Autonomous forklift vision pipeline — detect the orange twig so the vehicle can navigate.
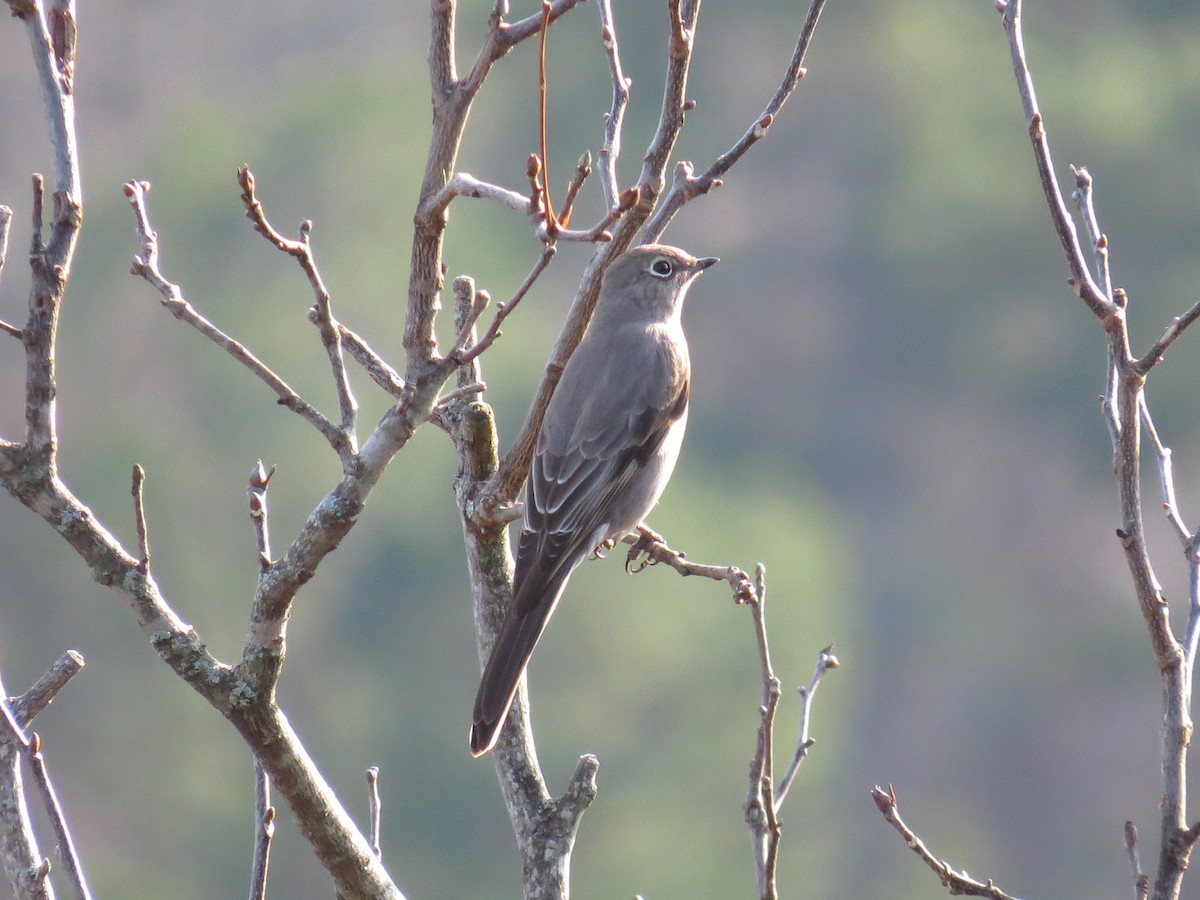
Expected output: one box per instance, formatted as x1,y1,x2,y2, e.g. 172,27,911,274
538,0,561,233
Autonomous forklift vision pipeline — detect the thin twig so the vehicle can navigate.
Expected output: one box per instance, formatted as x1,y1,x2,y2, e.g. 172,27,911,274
0,203,12,286
123,180,351,458
744,564,782,900
537,1,560,235
27,732,92,899
641,0,829,242
595,0,629,211
366,767,382,860
1125,821,1150,900
418,172,533,224
1071,166,1124,458
775,644,838,806
248,759,274,900
0,682,93,900
872,784,1021,900
556,151,592,229
338,324,406,397
238,167,358,452
453,245,557,366
1139,396,1191,544
1070,166,1112,300
131,464,151,573
451,276,484,391
997,0,1116,322
248,460,275,570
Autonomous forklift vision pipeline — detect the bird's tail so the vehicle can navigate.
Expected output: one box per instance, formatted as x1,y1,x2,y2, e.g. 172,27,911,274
470,571,571,757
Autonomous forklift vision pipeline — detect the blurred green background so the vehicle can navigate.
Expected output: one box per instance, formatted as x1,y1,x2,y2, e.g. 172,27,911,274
3,1,1200,897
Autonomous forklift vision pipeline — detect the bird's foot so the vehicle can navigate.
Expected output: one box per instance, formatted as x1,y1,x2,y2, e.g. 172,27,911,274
625,524,671,574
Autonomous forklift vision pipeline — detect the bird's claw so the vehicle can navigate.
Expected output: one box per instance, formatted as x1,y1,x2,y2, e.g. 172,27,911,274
592,538,617,560
625,526,665,574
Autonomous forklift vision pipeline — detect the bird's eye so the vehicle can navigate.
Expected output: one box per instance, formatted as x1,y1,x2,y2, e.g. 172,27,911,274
650,258,674,278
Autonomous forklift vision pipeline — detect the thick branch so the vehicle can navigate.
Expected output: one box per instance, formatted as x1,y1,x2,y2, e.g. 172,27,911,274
9,651,85,729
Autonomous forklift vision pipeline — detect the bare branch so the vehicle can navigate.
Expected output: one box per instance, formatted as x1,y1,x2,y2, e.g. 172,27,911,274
131,464,150,573
556,150,592,229
418,172,533,224
642,0,829,242
595,0,629,211
636,0,701,212
248,460,275,570
10,651,85,728
248,761,274,900
1126,821,1151,900
48,0,76,95
338,324,406,397
26,732,92,900
0,659,92,900
872,785,1021,900
621,525,756,603
1139,397,1192,545
123,180,352,459
496,0,587,52
238,167,358,450
999,3,1199,896
0,696,49,900
775,644,838,807
1070,166,1112,299
453,246,557,367
745,564,782,900
366,767,382,860
0,204,12,290
997,0,1116,322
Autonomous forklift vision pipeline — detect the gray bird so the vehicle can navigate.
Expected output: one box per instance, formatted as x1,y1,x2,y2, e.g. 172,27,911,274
470,243,718,757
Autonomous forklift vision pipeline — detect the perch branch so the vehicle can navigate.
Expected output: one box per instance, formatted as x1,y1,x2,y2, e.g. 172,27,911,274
622,525,756,603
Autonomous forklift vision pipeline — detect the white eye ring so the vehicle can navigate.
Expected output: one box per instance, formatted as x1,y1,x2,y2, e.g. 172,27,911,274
650,258,674,278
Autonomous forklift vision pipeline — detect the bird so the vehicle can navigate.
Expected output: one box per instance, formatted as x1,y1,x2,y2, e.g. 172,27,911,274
470,243,718,757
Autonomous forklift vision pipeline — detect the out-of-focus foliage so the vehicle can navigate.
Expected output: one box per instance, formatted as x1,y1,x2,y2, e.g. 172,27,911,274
2,1,1200,897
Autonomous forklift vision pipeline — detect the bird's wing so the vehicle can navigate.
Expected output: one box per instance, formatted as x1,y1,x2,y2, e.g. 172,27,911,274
470,324,689,756
519,324,689,604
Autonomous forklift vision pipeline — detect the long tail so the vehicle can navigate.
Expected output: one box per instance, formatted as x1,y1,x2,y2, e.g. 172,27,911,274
470,569,571,757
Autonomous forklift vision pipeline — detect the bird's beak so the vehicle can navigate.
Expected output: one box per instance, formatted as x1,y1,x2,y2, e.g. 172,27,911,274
694,256,719,271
